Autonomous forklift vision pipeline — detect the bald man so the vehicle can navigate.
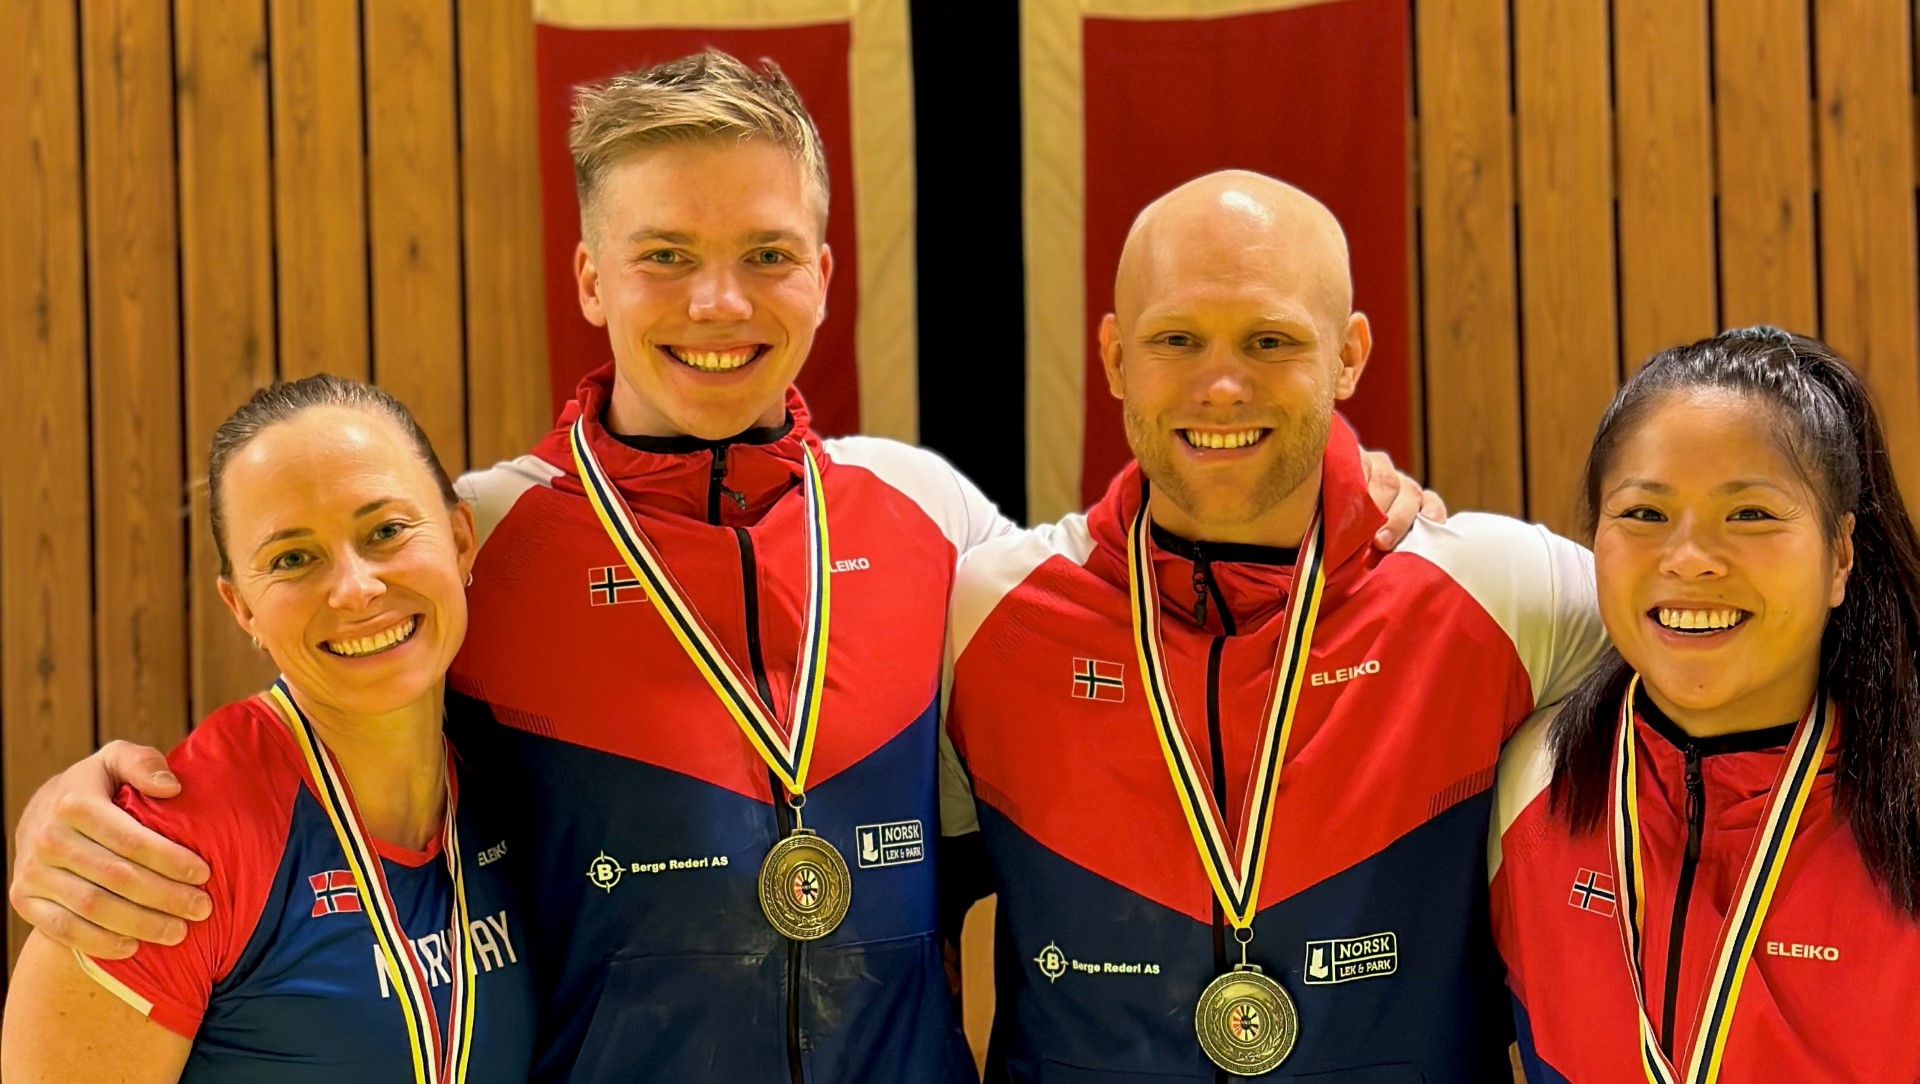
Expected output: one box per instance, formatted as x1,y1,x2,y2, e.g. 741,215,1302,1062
941,172,1606,1082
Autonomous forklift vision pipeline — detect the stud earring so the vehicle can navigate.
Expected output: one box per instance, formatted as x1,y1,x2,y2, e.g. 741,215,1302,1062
250,634,261,651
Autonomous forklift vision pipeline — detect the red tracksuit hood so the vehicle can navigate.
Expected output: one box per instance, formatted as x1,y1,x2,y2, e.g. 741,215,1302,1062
1083,416,1388,633
530,362,822,525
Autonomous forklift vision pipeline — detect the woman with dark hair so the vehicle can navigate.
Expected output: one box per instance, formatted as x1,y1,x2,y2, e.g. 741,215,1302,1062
1491,327,1920,1083
1,376,536,1082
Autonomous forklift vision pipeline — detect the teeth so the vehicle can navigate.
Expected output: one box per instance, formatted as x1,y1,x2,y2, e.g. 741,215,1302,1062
1182,429,1264,450
326,616,418,658
672,347,756,372
1656,607,1745,632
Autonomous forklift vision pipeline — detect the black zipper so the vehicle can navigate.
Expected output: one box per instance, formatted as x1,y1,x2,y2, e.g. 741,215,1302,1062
1196,554,1234,1084
734,526,806,1084
706,446,748,525
1658,743,1706,1058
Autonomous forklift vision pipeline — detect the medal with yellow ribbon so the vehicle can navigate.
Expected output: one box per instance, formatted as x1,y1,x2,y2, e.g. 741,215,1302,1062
569,417,848,941
1609,675,1834,1084
1126,480,1326,1076
266,681,477,1084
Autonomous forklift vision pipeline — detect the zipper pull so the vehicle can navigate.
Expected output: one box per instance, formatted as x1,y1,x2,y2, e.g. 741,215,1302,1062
1683,746,1704,862
727,488,748,510
1190,553,1210,626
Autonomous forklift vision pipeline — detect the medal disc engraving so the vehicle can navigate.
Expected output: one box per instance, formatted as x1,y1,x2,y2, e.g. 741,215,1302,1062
758,829,851,941
1195,965,1297,1076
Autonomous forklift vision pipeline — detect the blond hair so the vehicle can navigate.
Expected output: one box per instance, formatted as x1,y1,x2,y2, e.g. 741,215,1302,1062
569,50,829,240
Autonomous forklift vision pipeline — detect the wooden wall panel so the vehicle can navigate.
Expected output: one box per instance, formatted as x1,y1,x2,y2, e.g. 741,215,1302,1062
271,0,369,382
459,0,554,467
83,0,191,755
1814,0,1920,506
1714,0,1817,333
366,0,467,470
1415,0,1522,517
1514,0,1618,534
0,0,95,966
1612,0,1715,373
177,0,278,718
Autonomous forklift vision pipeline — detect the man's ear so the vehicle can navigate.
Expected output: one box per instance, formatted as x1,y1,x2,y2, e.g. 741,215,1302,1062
1098,314,1126,400
575,241,607,328
217,578,255,642
815,243,834,325
1333,311,1372,400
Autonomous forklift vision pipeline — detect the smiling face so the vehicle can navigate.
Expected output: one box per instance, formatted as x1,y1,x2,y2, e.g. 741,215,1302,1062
1594,389,1853,733
574,138,833,440
215,406,476,720
1100,175,1369,544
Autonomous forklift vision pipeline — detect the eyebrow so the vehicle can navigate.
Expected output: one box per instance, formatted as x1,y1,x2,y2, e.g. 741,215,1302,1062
249,499,401,555
1607,478,1793,497
627,229,694,245
625,228,808,247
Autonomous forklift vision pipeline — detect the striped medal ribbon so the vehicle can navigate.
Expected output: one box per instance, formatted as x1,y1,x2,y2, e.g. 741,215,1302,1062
1608,675,1834,1084
569,418,850,939
266,681,477,1084
1125,481,1327,1075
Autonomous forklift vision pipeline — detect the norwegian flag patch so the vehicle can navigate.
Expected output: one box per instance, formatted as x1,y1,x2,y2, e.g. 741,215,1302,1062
1070,658,1126,703
587,565,646,606
309,870,362,917
1567,868,1617,917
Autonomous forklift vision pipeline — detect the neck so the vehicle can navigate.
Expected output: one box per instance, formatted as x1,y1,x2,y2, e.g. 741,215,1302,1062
274,680,447,850
1640,669,1819,740
1145,465,1321,549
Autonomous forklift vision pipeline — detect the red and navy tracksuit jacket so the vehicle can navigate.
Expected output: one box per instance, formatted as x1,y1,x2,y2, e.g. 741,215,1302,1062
447,365,1011,1083
1492,694,1920,1082
944,421,1607,1082
81,697,537,1082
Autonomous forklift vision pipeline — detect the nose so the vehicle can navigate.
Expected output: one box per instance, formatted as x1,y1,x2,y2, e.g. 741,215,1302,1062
1659,513,1728,580
328,549,388,612
687,265,753,322
1195,344,1253,407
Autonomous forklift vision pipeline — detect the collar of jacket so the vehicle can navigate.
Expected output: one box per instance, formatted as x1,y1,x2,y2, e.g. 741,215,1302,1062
1085,414,1386,633
531,362,822,524
1629,686,1841,831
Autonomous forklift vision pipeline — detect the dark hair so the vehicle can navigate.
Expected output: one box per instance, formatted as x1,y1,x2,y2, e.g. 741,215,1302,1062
208,375,459,577
1547,326,1920,914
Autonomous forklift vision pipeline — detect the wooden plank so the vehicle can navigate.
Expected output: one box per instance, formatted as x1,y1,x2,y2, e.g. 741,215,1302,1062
0,0,95,968
83,0,190,754
1414,0,1523,517
1612,0,1715,373
270,0,369,381
458,0,551,467
365,0,466,470
1513,0,1618,536
1713,0,1817,333
1814,0,1920,509
177,0,278,718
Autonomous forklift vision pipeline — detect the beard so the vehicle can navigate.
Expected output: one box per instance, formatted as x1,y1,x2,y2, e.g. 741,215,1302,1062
1123,393,1333,532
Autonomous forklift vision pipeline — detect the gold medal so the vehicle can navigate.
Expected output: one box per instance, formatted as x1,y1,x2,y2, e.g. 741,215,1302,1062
758,828,851,940
1195,964,1298,1076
